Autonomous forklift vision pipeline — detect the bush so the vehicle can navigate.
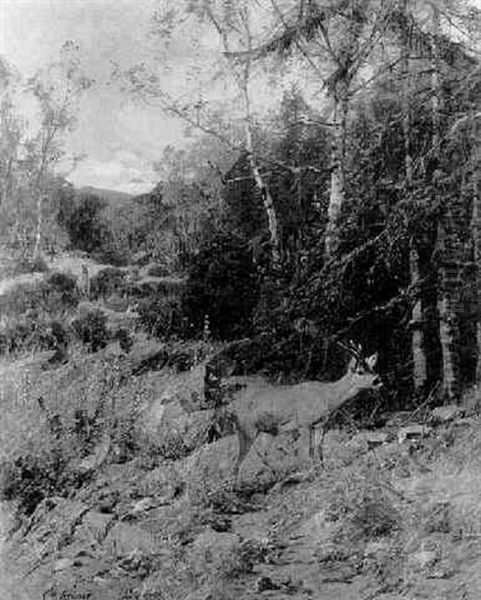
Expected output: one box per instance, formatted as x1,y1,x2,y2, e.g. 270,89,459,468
325,471,401,542
45,271,79,305
0,451,67,516
0,275,79,322
71,309,109,352
11,253,49,276
0,316,65,356
137,296,184,339
145,263,169,277
90,267,127,300
182,229,259,340
59,193,110,254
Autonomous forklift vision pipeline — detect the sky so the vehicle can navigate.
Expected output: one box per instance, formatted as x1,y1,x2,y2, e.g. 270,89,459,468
1,0,480,194
0,0,198,194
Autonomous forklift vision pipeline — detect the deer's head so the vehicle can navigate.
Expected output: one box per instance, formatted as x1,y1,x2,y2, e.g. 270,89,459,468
346,353,382,391
338,340,382,393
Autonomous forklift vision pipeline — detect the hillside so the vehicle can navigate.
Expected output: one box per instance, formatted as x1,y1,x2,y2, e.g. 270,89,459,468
76,186,134,204
1,351,481,599
0,254,481,599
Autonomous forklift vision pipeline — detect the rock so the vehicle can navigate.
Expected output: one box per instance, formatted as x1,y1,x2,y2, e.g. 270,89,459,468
139,365,210,445
103,522,158,557
430,405,466,424
409,549,438,569
94,490,120,514
348,431,390,450
53,557,75,572
180,437,237,486
398,424,432,444
72,433,111,475
139,463,185,499
139,262,168,278
131,250,151,266
129,497,162,516
75,511,114,546
130,343,169,376
383,411,414,427
364,540,390,557
256,576,281,591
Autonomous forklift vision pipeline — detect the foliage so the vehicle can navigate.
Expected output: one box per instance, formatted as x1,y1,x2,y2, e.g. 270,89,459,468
45,271,79,304
89,266,127,300
11,253,50,275
0,451,67,516
0,275,79,321
137,296,184,339
183,228,260,340
58,192,110,254
0,315,56,356
71,309,109,352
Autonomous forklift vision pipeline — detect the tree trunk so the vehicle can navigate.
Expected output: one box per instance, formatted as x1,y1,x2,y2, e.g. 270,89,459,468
409,245,427,388
0,157,13,207
324,89,348,260
431,6,460,402
400,8,427,390
33,192,44,259
471,134,481,381
240,79,281,270
437,217,460,401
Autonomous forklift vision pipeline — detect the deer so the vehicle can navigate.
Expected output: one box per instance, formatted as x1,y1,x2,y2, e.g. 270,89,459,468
227,342,382,483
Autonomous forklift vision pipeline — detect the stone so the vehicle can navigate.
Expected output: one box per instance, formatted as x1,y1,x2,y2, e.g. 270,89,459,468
348,431,390,449
398,425,432,444
103,522,158,557
409,549,438,569
430,405,466,424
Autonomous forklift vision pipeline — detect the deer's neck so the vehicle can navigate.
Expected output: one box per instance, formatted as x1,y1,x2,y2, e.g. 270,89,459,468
324,375,359,412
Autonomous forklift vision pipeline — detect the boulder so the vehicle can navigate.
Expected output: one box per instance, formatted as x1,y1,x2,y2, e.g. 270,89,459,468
103,522,158,557
131,251,151,267
397,424,432,444
348,431,390,450
430,405,466,425
139,262,169,278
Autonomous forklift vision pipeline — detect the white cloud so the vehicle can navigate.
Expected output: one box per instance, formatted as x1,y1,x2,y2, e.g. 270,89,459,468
68,157,156,195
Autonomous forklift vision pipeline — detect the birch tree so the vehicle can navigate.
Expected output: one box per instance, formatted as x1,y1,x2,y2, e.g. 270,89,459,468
26,41,91,258
124,1,282,270
256,0,390,260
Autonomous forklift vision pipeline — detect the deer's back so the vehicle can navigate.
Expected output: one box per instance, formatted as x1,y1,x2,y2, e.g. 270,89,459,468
231,379,334,429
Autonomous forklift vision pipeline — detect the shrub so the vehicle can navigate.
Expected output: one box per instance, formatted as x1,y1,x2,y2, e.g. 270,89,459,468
59,193,109,254
0,451,67,516
45,271,79,305
325,471,401,543
112,328,134,353
145,263,169,277
90,267,127,300
11,253,49,276
137,296,184,339
0,275,79,322
182,229,259,340
0,316,62,356
71,309,109,352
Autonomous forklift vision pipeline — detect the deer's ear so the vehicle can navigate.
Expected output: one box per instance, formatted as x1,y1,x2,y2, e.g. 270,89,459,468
365,353,378,369
347,356,357,371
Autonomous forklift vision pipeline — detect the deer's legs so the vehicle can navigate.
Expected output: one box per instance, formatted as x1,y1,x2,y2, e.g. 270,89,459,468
308,426,315,459
233,428,255,484
318,425,327,467
308,425,326,467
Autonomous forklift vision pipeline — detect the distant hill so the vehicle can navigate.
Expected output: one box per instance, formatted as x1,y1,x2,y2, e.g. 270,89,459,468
77,186,134,204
